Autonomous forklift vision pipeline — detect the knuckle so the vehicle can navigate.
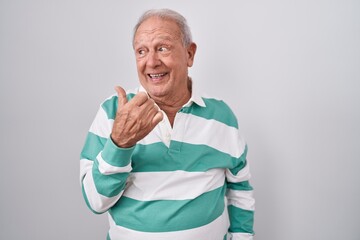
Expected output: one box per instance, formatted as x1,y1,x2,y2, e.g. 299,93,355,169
137,92,148,100
132,92,148,106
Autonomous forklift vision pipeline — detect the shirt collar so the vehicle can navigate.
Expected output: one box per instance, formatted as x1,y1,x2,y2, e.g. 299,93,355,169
185,81,206,107
138,79,206,108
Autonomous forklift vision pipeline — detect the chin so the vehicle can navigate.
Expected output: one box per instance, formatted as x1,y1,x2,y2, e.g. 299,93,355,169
145,84,167,96
148,90,166,98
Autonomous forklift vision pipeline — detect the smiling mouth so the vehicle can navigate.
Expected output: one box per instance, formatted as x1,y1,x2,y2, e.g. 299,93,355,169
148,73,168,79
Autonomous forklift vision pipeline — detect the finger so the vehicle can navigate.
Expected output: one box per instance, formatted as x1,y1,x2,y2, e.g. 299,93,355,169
139,98,157,113
131,92,149,107
151,111,163,126
114,86,128,109
139,99,162,122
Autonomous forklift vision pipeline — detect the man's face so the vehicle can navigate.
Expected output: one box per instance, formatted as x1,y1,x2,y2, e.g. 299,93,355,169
133,17,196,102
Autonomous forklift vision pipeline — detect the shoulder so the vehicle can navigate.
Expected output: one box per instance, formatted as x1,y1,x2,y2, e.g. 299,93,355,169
191,93,239,129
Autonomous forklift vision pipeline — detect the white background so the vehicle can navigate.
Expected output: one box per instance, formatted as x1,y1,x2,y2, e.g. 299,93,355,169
0,0,359,239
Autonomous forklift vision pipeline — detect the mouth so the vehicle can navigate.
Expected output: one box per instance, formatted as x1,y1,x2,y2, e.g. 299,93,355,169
147,72,168,80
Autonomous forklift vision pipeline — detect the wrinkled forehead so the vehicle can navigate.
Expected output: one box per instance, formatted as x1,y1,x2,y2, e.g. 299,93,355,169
133,17,182,46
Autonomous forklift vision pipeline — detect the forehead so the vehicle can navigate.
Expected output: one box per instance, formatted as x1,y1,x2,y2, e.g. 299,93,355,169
134,17,182,45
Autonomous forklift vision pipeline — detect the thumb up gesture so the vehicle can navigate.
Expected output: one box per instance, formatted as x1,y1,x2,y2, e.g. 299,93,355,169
110,86,163,148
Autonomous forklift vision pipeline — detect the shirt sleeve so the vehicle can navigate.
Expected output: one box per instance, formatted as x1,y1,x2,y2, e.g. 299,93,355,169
79,100,134,214
225,132,255,239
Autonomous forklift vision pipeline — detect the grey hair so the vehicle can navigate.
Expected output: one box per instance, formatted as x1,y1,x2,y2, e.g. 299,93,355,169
133,9,193,47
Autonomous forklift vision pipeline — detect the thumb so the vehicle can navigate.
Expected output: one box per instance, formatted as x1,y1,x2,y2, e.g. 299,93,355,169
114,86,127,108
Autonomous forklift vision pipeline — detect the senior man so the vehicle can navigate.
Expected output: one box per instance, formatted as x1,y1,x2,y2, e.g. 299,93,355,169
80,9,255,240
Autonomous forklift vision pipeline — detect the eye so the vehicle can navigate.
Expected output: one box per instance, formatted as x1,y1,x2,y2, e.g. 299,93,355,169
136,47,147,57
158,46,169,52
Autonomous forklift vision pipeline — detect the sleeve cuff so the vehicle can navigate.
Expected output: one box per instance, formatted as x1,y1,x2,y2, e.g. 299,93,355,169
101,137,135,167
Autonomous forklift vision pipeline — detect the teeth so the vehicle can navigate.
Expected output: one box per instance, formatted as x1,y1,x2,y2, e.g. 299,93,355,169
149,73,166,78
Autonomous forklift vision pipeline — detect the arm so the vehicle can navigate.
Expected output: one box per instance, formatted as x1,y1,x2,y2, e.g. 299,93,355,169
80,86,163,214
226,138,255,239
80,102,134,214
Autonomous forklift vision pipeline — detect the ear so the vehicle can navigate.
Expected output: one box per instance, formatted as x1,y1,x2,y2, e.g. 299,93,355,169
186,42,197,67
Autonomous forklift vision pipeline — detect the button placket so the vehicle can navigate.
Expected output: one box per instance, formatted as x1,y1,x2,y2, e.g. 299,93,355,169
169,109,189,152
158,111,172,147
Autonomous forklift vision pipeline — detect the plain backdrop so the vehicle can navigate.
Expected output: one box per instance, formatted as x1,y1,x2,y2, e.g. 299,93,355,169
0,0,359,239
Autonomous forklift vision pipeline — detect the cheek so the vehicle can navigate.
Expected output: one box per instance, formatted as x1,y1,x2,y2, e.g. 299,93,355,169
163,57,180,70
136,60,146,72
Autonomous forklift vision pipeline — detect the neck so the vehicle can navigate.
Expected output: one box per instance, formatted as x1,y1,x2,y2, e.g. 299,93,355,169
153,79,192,126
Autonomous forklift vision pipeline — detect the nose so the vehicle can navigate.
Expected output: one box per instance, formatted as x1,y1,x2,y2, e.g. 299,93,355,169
146,51,161,68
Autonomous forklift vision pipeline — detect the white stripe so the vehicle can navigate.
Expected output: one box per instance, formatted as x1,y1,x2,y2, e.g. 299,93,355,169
80,159,93,183
108,206,229,240
123,168,225,201
89,106,113,138
81,160,122,213
137,124,163,146
226,189,255,211
225,163,251,183
227,232,254,240
173,113,246,158
97,152,132,175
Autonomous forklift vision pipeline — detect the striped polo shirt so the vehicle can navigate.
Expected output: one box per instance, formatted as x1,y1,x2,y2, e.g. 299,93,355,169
80,85,255,240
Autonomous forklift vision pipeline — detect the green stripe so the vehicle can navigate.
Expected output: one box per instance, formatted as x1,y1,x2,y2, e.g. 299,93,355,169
227,180,253,191
109,184,226,232
101,94,238,128
228,205,254,234
101,138,134,167
229,145,248,176
80,132,107,160
181,98,238,128
101,93,136,120
101,95,118,120
132,141,244,172
92,159,129,197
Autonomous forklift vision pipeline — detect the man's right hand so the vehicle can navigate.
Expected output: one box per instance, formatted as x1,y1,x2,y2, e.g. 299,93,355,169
110,86,163,148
